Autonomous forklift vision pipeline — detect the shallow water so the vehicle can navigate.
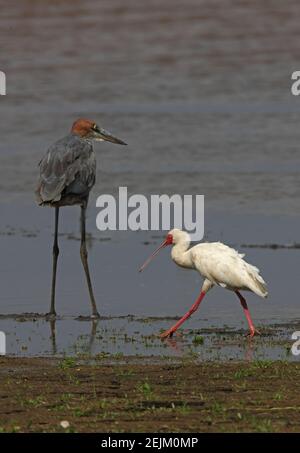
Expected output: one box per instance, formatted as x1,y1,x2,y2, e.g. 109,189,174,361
0,1,299,359
0,0,300,213
0,203,299,359
0,203,299,319
0,315,297,362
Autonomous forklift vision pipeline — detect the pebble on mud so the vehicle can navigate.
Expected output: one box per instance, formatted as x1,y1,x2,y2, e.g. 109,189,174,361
60,420,70,429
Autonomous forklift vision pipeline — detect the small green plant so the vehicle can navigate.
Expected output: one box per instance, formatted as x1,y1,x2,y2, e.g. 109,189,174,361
252,360,273,370
192,335,204,346
137,381,153,398
251,417,273,433
99,399,108,410
176,402,190,415
60,393,72,403
117,369,135,377
23,395,45,408
73,408,85,417
59,357,77,370
211,401,225,414
95,352,111,361
234,368,252,379
273,392,283,401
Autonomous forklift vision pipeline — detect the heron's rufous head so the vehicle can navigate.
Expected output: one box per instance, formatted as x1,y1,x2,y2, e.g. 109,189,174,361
139,232,174,273
71,118,127,145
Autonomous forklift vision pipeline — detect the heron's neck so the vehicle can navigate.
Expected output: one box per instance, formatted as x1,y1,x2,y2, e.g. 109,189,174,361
171,241,193,269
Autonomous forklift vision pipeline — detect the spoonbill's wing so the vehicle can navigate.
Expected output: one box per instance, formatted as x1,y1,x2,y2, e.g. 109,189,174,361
191,242,268,298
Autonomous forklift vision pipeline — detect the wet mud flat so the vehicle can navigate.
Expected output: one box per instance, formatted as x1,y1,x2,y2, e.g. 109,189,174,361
0,357,300,433
0,314,299,361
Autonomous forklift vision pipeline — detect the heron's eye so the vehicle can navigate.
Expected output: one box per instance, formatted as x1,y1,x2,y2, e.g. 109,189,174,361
92,124,97,130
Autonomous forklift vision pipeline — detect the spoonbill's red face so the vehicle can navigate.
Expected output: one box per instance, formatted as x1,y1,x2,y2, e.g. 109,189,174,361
139,233,173,272
165,233,173,245
71,118,127,145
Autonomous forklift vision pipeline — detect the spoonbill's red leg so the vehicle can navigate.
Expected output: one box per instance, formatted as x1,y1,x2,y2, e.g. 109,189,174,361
160,290,206,339
235,290,261,338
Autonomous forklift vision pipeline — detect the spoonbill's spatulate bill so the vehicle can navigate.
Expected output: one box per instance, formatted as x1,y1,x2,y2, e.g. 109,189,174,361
36,118,127,319
139,229,268,339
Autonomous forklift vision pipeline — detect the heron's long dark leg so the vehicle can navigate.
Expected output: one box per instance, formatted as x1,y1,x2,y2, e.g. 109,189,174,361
49,206,59,317
80,204,100,318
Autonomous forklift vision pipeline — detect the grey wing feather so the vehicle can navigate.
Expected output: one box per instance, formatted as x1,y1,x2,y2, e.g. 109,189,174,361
35,134,95,204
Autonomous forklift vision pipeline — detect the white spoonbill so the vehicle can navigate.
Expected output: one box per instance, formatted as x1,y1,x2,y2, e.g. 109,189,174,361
139,229,268,339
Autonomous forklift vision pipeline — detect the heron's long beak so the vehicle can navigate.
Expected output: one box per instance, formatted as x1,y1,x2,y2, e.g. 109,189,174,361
139,239,169,272
95,127,127,145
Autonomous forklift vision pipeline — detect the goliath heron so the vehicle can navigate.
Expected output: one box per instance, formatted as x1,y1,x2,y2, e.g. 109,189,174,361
36,118,127,318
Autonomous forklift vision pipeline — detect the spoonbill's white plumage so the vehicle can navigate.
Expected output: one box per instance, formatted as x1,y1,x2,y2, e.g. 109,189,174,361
139,229,268,339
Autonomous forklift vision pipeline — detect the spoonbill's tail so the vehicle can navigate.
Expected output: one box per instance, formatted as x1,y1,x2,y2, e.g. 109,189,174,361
246,264,268,298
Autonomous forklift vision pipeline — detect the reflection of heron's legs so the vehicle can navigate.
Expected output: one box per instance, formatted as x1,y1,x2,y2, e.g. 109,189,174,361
80,203,100,318
49,319,57,355
49,207,59,317
88,319,99,353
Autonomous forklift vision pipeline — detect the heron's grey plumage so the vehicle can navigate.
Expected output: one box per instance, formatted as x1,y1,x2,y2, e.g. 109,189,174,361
36,133,96,206
36,118,126,319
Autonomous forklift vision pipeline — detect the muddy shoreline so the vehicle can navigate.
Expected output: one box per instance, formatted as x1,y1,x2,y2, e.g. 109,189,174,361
0,357,299,432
